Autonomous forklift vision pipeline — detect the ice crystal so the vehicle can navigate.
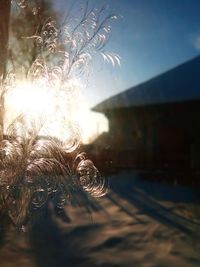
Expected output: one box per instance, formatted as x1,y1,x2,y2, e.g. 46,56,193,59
0,1,119,226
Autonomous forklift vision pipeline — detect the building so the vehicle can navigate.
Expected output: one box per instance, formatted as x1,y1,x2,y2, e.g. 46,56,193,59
92,56,200,174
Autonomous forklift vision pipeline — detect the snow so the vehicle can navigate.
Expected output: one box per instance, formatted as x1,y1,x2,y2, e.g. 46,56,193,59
0,170,199,266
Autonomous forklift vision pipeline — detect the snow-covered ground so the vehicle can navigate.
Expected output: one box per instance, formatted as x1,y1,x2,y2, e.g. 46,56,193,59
0,170,200,267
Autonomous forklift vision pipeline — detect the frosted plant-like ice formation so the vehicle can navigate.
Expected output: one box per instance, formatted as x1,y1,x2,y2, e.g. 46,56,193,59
0,0,119,226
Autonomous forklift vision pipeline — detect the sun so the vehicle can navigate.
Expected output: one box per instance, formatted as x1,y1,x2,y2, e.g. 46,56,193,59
4,80,55,132
4,79,108,144
5,81,54,118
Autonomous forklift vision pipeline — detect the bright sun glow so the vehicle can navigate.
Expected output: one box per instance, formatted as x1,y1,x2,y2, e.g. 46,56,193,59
5,81,54,120
74,104,108,144
4,79,108,143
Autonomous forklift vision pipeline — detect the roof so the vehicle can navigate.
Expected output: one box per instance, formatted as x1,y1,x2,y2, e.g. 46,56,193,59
93,55,200,113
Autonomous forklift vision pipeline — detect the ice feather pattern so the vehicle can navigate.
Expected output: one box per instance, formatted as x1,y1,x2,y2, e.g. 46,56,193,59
0,1,118,226
0,120,107,226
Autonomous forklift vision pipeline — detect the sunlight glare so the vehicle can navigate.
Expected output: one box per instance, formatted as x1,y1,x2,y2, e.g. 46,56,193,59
74,103,108,144
4,79,107,143
5,81,54,121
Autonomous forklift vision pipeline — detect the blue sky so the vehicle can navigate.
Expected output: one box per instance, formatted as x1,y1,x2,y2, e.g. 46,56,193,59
55,0,200,107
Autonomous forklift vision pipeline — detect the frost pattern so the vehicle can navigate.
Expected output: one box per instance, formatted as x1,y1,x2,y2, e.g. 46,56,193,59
0,1,118,226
